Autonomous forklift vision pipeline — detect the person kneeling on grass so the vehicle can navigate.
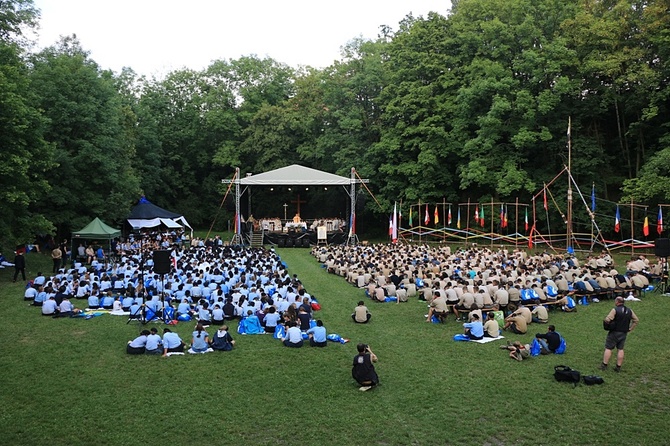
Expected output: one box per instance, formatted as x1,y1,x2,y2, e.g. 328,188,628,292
307,319,327,347
352,343,379,391
127,330,150,354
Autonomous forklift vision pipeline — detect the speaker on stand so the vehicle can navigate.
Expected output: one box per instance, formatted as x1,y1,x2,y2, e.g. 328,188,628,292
654,239,669,294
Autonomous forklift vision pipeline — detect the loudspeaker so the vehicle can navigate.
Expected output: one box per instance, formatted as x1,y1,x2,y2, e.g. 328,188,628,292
153,250,172,274
286,238,294,248
278,238,285,248
655,238,670,258
302,237,310,247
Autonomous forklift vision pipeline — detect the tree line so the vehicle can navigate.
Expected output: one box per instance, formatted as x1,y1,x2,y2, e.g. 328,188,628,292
1,0,668,249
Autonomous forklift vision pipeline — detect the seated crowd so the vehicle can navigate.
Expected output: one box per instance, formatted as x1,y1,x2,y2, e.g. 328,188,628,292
313,243,661,327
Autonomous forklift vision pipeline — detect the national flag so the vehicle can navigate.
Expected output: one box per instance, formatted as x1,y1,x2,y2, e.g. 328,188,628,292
424,204,429,225
434,205,439,225
525,208,529,232
614,205,621,233
475,205,479,222
448,205,452,226
480,206,485,227
658,207,664,235
349,212,356,236
457,207,461,229
643,216,649,237
528,223,536,249
398,206,402,225
234,213,242,235
504,205,508,228
543,187,548,211
500,204,504,228
172,254,177,270
591,184,596,212
409,206,413,227
392,202,398,242
388,214,393,236
567,116,571,138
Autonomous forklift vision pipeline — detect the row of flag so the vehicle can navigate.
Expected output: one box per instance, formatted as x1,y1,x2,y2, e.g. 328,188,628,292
390,202,664,237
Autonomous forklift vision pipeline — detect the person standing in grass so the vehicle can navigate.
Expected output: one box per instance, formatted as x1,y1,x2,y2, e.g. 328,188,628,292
600,296,639,372
352,343,379,391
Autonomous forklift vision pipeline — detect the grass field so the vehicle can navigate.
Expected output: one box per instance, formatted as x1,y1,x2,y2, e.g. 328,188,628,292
0,247,669,446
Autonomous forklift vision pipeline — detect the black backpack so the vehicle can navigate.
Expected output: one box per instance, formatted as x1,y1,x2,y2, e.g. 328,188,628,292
554,365,581,387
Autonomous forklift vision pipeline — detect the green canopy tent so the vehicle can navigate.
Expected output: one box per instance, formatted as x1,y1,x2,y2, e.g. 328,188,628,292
71,217,121,265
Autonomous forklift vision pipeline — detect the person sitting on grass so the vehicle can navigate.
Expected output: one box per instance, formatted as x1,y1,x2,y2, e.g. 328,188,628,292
162,328,185,357
42,295,58,316
426,290,449,323
282,321,304,348
352,301,371,324
145,327,163,355
352,343,379,391
55,296,81,317
535,325,561,355
262,306,281,334
210,325,235,351
189,323,210,353
307,319,327,347
483,311,500,338
463,313,484,340
503,312,528,334
127,330,150,354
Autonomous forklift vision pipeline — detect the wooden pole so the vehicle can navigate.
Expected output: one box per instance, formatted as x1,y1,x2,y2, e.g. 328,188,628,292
490,197,494,249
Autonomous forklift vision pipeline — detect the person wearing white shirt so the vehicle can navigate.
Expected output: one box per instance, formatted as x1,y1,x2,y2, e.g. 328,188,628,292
282,321,303,348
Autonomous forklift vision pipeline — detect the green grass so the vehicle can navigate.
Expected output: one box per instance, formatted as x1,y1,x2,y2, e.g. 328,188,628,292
0,248,669,445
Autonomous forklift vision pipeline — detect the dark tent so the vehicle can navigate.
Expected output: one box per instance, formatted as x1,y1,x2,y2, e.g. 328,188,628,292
127,198,192,231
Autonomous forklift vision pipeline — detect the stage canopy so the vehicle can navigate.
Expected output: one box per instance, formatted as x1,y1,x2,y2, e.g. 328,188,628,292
225,164,368,245
127,198,192,231
72,217,121,239
239,164,351,186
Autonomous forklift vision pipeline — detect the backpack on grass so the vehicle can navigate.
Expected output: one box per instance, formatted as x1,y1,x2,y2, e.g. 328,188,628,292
554,365,581,387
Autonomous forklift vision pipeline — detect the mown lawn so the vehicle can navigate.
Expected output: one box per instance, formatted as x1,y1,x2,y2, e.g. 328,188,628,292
0,248,668,446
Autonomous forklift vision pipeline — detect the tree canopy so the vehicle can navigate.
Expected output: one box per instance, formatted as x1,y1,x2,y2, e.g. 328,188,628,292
1,0,669,247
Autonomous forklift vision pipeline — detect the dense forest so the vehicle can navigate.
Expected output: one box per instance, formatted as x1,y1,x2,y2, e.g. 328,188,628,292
1,0,669,248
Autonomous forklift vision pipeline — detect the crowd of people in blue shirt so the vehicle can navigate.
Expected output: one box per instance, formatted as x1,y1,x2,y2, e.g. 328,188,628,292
20,232,330,354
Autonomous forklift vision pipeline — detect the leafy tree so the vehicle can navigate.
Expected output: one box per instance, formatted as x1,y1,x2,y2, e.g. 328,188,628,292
30,36,140,234
0,0,53,246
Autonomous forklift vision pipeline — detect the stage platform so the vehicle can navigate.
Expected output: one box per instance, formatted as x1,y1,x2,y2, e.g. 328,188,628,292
263,230,346,247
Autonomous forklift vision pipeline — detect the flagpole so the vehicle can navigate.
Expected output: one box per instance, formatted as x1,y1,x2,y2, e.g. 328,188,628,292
590,182,595,252
630,199,634,256
566,116,573,253
466,198,471,246
442,198,446,243
515,197,519,248
418,199,422,245
490,197,494,249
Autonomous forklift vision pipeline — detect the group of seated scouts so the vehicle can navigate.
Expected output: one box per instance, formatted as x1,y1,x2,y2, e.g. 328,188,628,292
127,324,235,356
313,243,662,323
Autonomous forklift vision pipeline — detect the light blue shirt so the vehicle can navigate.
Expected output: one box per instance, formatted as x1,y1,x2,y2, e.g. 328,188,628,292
307,325,327,343
191,330,209,351
464,320,484,338
162,332,182,349
145,334,162,351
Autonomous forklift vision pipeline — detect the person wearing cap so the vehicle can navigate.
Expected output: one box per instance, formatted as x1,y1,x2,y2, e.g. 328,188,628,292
599,296,639,372
162,328,185,356
127,330,150,354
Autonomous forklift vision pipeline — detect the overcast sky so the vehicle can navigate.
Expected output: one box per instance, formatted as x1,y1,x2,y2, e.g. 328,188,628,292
32,0,450,78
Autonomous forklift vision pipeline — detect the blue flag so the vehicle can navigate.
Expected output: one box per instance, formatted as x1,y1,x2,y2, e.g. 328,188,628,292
591,184,596,212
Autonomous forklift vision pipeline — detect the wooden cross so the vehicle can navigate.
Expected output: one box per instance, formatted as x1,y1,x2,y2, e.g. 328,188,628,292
291,194,307,216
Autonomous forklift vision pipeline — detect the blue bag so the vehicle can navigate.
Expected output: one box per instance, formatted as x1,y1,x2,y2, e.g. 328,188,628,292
530,338,542,356
555,335,567,354
273,324,285,339
327,333,342,343
453,334,470,342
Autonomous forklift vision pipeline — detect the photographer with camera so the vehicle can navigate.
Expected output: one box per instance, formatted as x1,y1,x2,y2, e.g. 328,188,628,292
352,343,379,391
